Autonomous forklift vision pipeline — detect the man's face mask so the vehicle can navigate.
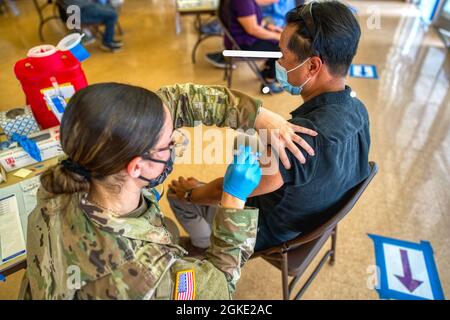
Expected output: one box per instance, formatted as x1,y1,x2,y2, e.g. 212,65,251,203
276,58,311,95
138,129,188,188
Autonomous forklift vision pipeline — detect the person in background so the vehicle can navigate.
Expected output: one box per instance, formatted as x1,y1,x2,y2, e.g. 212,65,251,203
206,0,284,93
60,0,122,52
261,0,298,28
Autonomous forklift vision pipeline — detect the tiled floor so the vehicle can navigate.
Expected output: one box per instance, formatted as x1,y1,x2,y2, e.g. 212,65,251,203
0,0,448,300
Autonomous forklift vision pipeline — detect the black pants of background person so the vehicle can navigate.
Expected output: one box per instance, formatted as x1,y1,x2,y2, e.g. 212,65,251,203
241,39,279,80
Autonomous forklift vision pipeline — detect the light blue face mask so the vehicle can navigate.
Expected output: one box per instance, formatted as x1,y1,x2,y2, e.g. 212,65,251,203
275,58,311,95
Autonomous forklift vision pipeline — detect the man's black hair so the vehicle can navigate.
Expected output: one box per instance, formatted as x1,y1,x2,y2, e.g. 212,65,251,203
286,1,361,77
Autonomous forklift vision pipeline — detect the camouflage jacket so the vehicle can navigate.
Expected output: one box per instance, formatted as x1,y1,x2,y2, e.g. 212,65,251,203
25,84,262,300
157,83,262,129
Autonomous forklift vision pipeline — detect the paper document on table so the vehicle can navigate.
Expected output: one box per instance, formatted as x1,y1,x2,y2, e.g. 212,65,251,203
21,176,41,215
0,195,26,265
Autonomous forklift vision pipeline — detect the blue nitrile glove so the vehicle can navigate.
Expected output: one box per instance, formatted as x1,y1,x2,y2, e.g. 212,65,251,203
11,133,42,162
223,145,262,201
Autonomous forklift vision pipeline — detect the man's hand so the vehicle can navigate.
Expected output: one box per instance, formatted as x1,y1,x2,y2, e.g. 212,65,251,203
266,23,283,33
169,177,223,205
168,177,201,201
255,107,318,169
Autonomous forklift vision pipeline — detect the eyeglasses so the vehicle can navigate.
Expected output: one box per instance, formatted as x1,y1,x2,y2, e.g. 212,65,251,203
142,129,189,164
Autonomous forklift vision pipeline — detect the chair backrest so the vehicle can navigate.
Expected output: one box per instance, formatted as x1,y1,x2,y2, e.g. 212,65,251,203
217,0,241,50
256,161,378,256
32,0,46,20
217,0,231,31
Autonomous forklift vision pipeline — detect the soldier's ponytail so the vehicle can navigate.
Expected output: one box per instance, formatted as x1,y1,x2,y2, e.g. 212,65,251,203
41,162,90,194
40,82,166,194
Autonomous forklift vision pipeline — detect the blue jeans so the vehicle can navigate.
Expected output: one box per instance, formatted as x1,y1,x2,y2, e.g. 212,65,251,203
81,4,117,44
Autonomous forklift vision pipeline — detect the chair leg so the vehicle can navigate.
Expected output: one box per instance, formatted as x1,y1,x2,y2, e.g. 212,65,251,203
89,26,102,40
191,17,203,64
245,59,266,84
281,251,290,300
225,58,233,88
194,13,201,32
39,16,60,42
223,62,228,81
191,39,199,64
329,225,337,265
228,59,233,87
116,20,124,36
293,249,333,300
288,274,302,294
39,21,45,42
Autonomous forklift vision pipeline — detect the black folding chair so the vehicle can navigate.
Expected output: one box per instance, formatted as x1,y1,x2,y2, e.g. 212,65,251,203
252,162,378,300
35,0,123,42
191,16,223,63
217,0,271,93
33,0,61,42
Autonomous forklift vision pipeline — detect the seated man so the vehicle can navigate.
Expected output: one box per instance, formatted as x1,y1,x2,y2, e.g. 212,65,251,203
169,1,371,253
60,0,122,52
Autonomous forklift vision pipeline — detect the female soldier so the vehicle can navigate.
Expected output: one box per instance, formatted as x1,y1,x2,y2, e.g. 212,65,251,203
24,83,315,299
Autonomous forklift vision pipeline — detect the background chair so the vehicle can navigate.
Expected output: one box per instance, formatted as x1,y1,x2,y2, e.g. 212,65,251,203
175,0,221,63
33,0,60,42
34,0,123,42
56,0,124,40
217,0,271,93
191,16,222,63
55,0,104,41
252,161,378,300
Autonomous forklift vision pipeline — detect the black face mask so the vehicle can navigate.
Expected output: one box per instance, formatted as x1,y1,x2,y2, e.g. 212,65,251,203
138,152,174,188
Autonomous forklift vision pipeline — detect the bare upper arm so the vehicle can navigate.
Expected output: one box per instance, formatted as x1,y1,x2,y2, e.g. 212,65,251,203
250,171,284,197
237,15,259,35
250,146,284,197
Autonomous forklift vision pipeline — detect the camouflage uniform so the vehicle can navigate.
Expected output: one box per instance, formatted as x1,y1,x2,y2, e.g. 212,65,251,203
25,84,262,300
157,83,262,130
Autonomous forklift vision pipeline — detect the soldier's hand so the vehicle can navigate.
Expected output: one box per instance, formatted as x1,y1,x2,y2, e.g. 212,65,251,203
223,146,261,202
255,107,317,169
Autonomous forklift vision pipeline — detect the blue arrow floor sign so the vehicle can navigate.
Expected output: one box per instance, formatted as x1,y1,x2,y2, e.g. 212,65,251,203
349,64,378,79
369,234,445,300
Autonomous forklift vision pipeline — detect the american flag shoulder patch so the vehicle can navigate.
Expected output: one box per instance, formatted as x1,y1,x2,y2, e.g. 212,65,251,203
174,269,196,300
